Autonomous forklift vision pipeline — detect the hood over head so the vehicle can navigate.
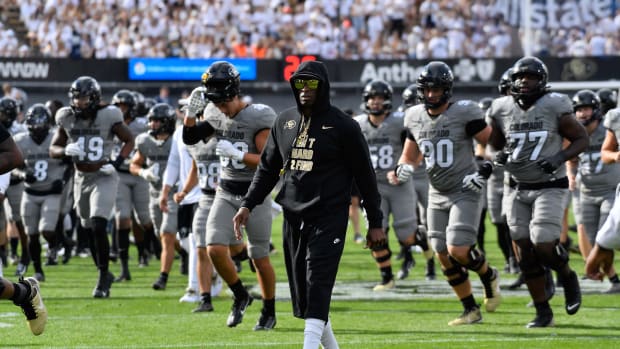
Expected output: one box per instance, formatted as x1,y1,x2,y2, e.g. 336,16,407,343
289,60,331,115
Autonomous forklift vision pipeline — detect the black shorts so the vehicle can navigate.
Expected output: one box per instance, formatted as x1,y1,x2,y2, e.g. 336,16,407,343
282,207,348,321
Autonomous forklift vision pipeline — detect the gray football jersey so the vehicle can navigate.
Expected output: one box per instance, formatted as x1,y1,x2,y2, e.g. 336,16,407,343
603,108,620,146
135,132,172,192
14,130,66,192
112,117,148,172
56,106,124,165
186,137,220,192
404,100,483,192
204,103,276,182
490,92,572,183
354,112,405,186
578,122,620,196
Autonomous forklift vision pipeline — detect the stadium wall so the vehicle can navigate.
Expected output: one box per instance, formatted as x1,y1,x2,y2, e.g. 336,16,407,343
1,56,618,113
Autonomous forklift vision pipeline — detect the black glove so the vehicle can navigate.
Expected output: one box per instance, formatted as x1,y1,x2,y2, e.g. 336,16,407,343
24,171,37,183
493,151,509,167
537,152,565,174
51,180,63,194
478,160,493,179
110,155,125,170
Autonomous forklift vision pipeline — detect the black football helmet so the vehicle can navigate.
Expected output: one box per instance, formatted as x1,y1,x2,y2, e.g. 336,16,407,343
112,89,137,119
479,97,493,112
362,79,393,115
201,61,240,104
572,89,602,126
25,103,53,144
399,83,417,111
596,88,618,115
0,97,19,129
509,56,548,107
147,103,176,137
498,68,513,96
142,98,156,117
416,61,453,109
69,76,101,115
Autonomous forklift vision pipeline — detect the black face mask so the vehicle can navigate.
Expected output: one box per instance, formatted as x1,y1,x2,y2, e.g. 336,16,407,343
30,128,49,144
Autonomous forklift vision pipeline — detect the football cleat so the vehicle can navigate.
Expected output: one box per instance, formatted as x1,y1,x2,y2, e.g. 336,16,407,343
562,271,581,315
33,272,45,282
15,262,28,277
353,233,364,244
227,294,253,327
17,277,47,335
92,271,114,298
483,268,501,312
253,311,277,331
526,311,554,328
373,279,395,292
179,288,200,303
603,282,620,294
425,258,436,281
396,258,414,280
507,273,525,290
113,272,131,282
448,307,482,326
152,276,167,290
192,300,214,313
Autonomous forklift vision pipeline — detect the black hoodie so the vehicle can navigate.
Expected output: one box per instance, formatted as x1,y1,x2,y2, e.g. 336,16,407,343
242,61,382,228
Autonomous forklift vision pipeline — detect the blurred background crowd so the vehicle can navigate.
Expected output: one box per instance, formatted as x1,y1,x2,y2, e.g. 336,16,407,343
0,0,619,60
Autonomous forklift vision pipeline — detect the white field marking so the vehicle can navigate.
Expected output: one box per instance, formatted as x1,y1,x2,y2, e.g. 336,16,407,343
245,278,612,301
0,321,14,328
22,335,616,349
0,312,20,318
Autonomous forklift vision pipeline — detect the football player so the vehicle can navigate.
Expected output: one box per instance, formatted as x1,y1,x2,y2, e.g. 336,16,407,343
597,88,618,115
177,104,224,312
130,103,179,292
398,61,501,326
397,83,436,280
569,90,620,293
183,61,277,330
488,57,588,327
354,79,431,289
110,89,154,281
14,104,67,282
50,76,135,298
0,96,29,276
0,121,47,336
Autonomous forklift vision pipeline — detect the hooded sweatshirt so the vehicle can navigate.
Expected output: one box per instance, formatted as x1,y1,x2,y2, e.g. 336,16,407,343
242,61,382,228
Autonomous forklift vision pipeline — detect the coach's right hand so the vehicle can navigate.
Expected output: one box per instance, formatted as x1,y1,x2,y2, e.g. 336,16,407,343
233,207,250,241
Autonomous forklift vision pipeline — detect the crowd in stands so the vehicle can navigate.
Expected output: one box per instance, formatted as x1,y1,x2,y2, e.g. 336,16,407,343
0,0,619,59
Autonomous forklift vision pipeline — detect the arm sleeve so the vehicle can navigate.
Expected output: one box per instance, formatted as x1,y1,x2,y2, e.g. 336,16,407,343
242,127,283,210
182,121,214,145
465,118,487,138
0,124,9,143
346,122,383,229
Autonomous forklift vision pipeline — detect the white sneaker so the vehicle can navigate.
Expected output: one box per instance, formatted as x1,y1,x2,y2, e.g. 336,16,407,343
211,274,223,297
179,288,200,303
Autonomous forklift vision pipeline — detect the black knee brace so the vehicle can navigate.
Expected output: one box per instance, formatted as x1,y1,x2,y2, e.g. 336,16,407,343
443,263,469,287
231,246,249,262
372,244,392,263
535,241,569,271
462,246,485,272
518,244,546,280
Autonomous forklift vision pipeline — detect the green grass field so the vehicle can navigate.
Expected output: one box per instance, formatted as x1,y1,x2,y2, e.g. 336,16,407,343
1,215,619,348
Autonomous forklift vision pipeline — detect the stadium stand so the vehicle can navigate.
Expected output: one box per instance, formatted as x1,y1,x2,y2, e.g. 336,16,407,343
0,0,618,59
